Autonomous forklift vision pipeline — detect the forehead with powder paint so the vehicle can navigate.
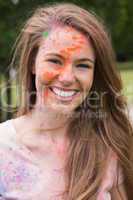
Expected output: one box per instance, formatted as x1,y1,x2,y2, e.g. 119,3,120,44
40,26,95,61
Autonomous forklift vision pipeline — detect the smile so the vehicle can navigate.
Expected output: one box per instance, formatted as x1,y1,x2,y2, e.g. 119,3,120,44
49,86,80,100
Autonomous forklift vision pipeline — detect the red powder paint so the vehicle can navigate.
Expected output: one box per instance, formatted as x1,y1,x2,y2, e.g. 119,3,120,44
60,44,82,60
42,69,63,83
41,69,62,85
43,71,57,81
65,26,74,32
72,34,86,42
72,35,83,40
66,45,82,52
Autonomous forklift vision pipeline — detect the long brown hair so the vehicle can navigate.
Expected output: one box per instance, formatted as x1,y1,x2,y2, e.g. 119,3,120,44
12,2,133,199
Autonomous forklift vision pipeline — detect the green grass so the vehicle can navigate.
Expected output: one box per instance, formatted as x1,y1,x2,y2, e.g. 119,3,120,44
120,71,133,104
119,62,133,104
118,61,133,70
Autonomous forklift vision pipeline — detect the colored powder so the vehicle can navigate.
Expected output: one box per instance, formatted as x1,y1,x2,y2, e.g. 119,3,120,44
42,31,49,38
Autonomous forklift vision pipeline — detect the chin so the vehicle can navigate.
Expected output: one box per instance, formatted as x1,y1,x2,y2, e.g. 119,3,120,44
49,103,76,117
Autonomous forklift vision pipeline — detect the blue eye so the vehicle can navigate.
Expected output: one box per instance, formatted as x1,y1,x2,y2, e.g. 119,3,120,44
47,59,62,65
77,64,90,68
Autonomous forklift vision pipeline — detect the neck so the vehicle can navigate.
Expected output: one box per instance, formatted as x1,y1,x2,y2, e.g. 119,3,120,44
27,104,71,140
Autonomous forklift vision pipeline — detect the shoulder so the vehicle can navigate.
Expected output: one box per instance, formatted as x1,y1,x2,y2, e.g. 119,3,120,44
0,119,16,143
0,116,32,150
0,115,28,140
0,119,11,131
0,117,27,151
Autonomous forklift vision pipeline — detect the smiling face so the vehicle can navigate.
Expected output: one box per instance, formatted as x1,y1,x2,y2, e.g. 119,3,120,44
34,25,95,114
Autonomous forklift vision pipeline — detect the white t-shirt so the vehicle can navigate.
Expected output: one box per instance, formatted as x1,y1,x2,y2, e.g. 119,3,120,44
0,119,124,200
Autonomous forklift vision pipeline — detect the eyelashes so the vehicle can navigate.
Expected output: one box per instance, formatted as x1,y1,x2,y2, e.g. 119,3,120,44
76,64,90,68
46,59,62,65
46,59,90,69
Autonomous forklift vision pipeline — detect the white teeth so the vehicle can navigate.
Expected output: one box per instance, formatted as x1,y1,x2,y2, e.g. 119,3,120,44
52,87,77,97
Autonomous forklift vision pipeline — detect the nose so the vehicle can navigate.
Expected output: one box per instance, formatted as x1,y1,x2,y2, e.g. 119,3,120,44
58,65,75,86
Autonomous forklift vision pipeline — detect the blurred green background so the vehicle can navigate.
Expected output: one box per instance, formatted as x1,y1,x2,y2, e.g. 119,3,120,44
0,0,133,121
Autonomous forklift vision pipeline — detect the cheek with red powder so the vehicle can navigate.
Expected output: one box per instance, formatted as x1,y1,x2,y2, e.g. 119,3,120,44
42,71,58,83
38,69,60,85
38,69,62,99
37,71,56,99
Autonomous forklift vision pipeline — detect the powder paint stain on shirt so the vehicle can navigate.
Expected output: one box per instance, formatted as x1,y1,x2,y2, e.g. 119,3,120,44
0,181,6,196
0,120,125,199
0,153,40,192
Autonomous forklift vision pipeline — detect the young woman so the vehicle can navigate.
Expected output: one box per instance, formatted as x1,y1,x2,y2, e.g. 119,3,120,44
0,2,133,200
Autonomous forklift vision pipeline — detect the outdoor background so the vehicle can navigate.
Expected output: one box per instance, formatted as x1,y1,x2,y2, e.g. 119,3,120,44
0,0,133,122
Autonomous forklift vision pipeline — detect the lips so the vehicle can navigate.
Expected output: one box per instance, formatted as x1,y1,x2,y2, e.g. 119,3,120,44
49,86,80,101
49,86,79,92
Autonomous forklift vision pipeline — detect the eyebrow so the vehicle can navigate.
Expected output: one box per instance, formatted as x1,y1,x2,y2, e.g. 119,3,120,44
45,53,95,64
76,58,95,64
